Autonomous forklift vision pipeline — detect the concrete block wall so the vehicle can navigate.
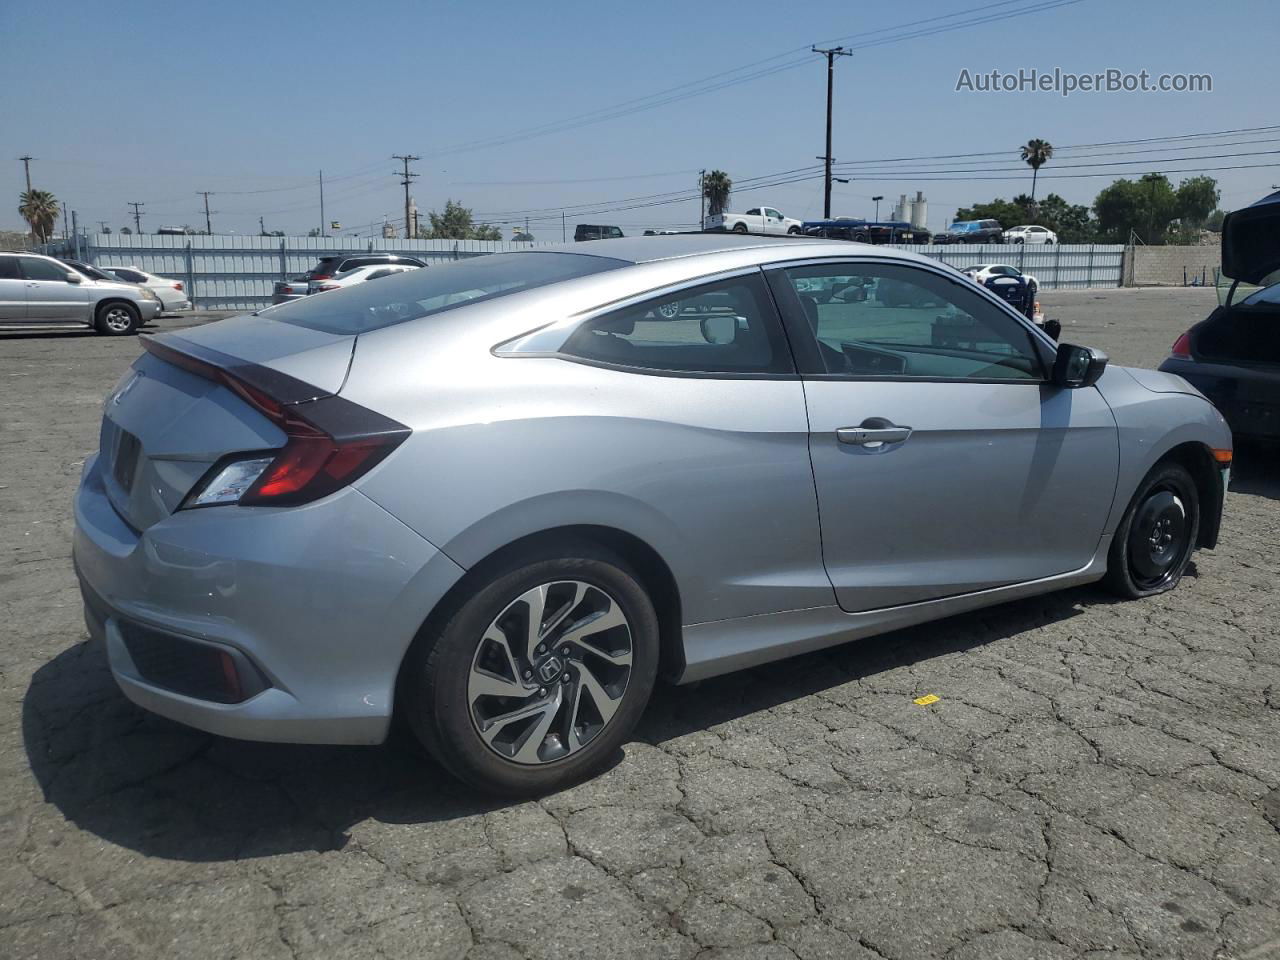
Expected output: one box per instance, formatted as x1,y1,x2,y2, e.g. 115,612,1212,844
1126,245,1221,287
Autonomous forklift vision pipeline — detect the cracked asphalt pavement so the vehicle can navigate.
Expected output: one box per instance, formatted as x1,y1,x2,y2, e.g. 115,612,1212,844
2,289,1278,960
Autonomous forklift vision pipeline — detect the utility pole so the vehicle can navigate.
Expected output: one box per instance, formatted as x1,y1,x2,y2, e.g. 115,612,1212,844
197,191,214,235
872,195,883,221
97,220,109,234
812,46,851,220
392,155,419,239
128,201,144,234
259,216,266,236
62,202,69,240
562,211,566,242
699,169,706,230
319,170,325,237
19,155,33,194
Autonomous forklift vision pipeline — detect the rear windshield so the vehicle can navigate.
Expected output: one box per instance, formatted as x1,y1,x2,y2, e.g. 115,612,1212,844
267,251,629,335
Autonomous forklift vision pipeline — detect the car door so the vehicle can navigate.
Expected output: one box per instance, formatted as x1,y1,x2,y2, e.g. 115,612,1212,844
0,255,25,321
766,258,1118,613
19,256,90,321
764,208,786,235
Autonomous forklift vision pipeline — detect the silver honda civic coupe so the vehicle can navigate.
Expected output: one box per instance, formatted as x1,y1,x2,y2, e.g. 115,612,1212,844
73,234,1232,794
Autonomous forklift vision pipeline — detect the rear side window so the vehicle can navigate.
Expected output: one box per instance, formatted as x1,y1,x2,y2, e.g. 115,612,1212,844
111,267,147,282
19,258,71,281
0,256,20,279
271,251,628,335
561,273,792,375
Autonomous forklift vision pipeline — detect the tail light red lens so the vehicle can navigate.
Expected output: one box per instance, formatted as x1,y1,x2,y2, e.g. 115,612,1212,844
1171,332,1192,359
316,283,340,292
143,336,409,508
174,282,183,291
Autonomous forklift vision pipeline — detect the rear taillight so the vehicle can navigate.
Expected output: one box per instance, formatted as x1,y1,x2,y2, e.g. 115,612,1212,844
1171,332,1192,359
311,273,332,281
142,337,409,508
315,283,340,292
173,282,183,291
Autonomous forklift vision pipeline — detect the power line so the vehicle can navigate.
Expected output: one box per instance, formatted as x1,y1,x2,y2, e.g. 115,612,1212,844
421,0,1082,159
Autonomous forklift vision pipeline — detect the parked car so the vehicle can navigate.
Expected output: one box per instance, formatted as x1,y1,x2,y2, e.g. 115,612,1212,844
273,254,428,304
74,234,1230,795
803,218,870,241
704,206,803,235
575,225,624,242
100,265,192,313
932,219,1004,244
308,263,422,293
865,221,931,244
1003,224,1058,244
1159,190,1280,439
1,251,160,334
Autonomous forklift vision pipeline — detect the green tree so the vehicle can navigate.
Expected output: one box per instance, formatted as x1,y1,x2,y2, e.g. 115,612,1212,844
18,189,59,243
1175,176,1220,229
1093,173,1178,243
954,197,1028,227
1205,209,1227,233
1020,138,1054,207
120,226,132,235
702,170,732,218
1031,193,1097,242
426,199,503,240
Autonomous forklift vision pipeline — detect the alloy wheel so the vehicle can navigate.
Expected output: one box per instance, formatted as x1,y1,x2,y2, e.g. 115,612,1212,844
103,307,133,332
467,580,633,765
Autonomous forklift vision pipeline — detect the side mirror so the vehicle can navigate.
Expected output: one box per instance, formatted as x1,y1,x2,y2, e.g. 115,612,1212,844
65,272,83,284
1052,343,1108,388
700,314,737,345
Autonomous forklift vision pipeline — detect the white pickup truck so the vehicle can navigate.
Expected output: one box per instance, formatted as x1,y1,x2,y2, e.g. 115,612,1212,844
703,206,803,235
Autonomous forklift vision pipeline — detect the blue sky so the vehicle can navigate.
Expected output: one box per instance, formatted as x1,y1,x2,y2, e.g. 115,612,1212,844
1,0,1273,238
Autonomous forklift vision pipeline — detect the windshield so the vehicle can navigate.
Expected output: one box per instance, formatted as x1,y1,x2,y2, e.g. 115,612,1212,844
1217,267,1280,306
267,252,629,335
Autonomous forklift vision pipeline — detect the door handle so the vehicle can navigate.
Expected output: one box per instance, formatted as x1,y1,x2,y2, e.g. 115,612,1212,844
836,423,912,446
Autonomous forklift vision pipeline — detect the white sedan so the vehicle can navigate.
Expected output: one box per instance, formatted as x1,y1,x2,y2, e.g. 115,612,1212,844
308,263,421,293
963,263,1040,292
101,265,191,312
1002,224,1057,244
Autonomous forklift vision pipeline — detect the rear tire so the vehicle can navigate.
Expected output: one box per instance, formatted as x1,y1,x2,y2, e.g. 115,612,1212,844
400,544,660,796
1103,461,1199,599
94,302,140,336
732,223,748,234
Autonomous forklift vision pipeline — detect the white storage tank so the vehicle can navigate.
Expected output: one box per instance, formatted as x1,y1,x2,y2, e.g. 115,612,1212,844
909,191,928,230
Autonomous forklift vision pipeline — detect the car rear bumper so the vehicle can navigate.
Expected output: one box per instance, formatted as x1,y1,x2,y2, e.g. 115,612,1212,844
72,452,465,744
1158,357,1280,439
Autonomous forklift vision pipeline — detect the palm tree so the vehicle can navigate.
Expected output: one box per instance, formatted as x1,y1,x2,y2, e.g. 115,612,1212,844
1020,139,1054,211
18,189,59,244
702,170,732,218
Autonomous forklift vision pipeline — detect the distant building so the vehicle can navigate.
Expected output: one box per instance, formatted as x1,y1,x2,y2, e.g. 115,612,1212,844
381,218,398,239
891,192,929,230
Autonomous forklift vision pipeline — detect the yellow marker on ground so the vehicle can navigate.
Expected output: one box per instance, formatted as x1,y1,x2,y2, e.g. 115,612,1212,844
912,694,940,706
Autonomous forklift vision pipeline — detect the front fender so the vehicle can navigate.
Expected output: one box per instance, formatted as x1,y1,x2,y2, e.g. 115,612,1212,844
1093,366,1231,537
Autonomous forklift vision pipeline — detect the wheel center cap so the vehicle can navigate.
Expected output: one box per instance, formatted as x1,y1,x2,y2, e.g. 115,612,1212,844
537,655,563,684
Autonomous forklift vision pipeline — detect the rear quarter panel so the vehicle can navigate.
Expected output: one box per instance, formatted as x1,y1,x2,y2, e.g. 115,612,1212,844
343,315,831,627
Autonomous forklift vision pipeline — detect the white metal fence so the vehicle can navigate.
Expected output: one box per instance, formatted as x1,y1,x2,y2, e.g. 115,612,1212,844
42,235,1124,311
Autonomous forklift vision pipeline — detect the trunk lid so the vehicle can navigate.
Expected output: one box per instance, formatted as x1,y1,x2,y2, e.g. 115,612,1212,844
1222,190,1280,285
101,322,355,531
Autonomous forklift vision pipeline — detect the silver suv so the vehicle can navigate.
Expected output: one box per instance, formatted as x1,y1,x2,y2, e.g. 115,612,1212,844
0,252,162,335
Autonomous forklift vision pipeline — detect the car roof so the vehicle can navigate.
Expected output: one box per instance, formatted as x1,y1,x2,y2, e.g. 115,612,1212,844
537,233,838,264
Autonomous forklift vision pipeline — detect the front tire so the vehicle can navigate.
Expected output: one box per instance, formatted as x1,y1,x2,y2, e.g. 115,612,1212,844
1103,461,1199,599
94,301,140,336
401,546,660,796
787,226,801,235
